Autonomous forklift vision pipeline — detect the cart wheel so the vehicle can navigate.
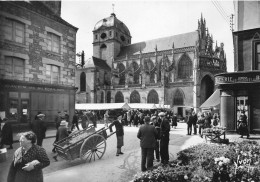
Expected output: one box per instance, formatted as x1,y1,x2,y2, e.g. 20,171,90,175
80,134,106,162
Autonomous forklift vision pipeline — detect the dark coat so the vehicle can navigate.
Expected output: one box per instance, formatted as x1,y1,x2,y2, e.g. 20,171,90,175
55,115,62,129
55,125,69,142
171,115,177,126
160,118,170,140
137,123,158,148
7,144,50,182
31,119,47,139
72,114,78,124
109,120,124,136
1,122,13,145
133,114,139,126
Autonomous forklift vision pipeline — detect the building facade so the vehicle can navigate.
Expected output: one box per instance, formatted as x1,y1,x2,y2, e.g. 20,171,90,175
215,1,260,133
0,1,78,126
77,13,226,117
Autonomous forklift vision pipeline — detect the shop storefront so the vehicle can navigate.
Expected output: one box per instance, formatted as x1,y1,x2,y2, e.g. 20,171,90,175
0,79,76,127
215,71,260,134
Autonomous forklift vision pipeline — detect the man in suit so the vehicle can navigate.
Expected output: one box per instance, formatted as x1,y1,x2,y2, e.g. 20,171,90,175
31,113,47,146
109,114,124,156
0,118,13,149
137,116,158,171
158,112,170,165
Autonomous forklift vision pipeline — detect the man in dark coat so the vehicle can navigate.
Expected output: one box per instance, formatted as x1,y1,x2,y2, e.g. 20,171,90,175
71,111,79,131
0,118,13,149
31,114,47,146
158,112,170,165
64,110,69,123
186,112,193,135
109,114,124,156
53,119,69,161
55,111,62,130
191,111,198,134
137,116,158,171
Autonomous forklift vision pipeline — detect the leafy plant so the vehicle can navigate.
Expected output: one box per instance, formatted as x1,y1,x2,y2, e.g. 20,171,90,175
132,141,260,182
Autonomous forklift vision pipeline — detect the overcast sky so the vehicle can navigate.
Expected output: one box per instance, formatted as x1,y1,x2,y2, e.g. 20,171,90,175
61,0,235,71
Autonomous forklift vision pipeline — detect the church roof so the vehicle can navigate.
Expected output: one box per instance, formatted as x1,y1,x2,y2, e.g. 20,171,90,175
84,57,111,71
94,13,130,36
117,31,198,57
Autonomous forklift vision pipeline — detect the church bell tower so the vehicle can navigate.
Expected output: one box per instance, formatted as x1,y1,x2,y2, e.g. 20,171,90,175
92,12,131,67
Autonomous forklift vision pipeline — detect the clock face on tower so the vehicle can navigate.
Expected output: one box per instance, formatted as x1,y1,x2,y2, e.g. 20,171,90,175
101,33,107,39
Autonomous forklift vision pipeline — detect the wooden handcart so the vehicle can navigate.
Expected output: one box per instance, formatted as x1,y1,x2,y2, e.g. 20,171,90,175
53,125,115,162
202,127,226,143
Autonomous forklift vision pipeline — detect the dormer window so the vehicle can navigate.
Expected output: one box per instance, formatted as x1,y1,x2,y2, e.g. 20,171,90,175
109,31,112,36
95,34,98,40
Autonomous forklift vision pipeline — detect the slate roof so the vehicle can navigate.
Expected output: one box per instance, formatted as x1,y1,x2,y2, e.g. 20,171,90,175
94,13,130,36
117,31,198,57
84,57,111,71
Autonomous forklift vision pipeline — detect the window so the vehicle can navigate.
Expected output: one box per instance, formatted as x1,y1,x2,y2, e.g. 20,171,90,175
95,34,98,40
130,90,140,103
147,90,159,104
118,63,125,85
4,19,25,44
173,89,184,105
256,43,260,70
80,72,86,91
178,54,192,79
47,32,60,53
109,31,112,36
5,57,25,78
46,64,60,84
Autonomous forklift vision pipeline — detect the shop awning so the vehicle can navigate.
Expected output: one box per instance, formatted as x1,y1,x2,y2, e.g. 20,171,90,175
75,103,130,110
200,89,220,109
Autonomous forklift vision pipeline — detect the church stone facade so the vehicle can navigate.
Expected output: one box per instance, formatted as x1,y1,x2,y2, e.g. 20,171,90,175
77,13,226,116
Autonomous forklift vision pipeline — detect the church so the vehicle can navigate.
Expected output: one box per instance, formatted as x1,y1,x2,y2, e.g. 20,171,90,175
76,13,226,116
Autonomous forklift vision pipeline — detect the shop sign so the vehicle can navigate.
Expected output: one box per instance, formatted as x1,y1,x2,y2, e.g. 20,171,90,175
215,73,260,84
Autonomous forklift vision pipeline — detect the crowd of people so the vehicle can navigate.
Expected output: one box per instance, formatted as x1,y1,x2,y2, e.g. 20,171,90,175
0,107,251,180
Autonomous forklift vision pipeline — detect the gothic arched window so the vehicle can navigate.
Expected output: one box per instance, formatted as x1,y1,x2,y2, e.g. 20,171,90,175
145,59,155,83
106,91,111,103
115,91,124,103
147,90,159,104
101,92,104,103
130,90,140,103
173,89,184,105
178,54,192,79
132,62,139,84
80,72,86,91
118,63,125,85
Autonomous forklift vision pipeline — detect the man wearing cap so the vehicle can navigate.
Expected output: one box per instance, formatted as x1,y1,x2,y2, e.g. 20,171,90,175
109,114,124,156
137,116,158,171
158,112,170,165
53,118,69,161
31,113,47,146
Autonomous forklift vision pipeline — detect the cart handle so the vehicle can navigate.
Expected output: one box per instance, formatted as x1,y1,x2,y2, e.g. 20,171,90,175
107,131,116,138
